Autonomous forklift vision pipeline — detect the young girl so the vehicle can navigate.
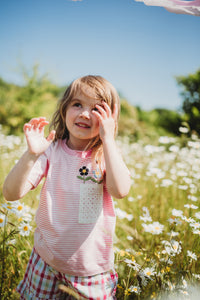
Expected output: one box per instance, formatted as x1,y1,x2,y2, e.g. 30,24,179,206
3,75,131,300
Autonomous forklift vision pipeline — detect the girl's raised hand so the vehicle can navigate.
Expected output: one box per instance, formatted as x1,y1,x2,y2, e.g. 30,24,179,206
92,102,118,141
23,117,55,156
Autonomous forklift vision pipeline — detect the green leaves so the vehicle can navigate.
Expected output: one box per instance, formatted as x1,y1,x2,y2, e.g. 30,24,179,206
0,64,64,134
77,175,103,184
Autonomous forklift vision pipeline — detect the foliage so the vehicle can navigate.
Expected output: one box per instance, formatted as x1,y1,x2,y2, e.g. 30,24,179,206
176,68,200,134
118,99,140,138
119,101,179,144
136,107,183,136
0,65,64,134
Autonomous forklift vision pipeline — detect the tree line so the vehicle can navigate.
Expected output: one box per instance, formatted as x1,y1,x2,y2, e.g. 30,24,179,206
0,66,200,139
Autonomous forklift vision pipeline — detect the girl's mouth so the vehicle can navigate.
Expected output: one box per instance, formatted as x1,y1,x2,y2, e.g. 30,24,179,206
75,122,90,129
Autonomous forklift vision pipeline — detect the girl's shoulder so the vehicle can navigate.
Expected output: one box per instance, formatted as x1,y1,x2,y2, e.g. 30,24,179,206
44,139,63,159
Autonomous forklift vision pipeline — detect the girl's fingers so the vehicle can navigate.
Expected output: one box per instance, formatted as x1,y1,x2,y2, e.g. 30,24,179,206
29,117,47,128
95,105,106,118
101,102,112,117
25,117,48,131
112,103,118,120
94,103,111,119
46,130,56,142
92,109,103,122
38,121,49,131
23,123,32,132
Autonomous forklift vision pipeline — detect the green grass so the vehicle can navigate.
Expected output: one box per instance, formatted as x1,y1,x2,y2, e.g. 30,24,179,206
1,131,200,299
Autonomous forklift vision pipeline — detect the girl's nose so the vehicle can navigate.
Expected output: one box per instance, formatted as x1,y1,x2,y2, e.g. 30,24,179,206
80,110,90,119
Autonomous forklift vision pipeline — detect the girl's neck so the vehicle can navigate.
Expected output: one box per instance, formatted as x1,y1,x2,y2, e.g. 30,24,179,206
66,138,91,151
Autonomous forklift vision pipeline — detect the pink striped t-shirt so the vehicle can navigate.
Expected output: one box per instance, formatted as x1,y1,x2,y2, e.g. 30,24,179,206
28,139,116,276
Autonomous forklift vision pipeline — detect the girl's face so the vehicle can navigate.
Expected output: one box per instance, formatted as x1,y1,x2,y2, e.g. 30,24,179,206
65,86,103,150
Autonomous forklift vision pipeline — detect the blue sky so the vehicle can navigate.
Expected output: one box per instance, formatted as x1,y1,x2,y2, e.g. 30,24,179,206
0,0,200,111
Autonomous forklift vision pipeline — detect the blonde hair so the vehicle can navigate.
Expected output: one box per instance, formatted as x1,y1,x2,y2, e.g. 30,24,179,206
50,75,120,165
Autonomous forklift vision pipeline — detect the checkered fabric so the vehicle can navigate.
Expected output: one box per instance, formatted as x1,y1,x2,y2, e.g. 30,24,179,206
16,248,118,300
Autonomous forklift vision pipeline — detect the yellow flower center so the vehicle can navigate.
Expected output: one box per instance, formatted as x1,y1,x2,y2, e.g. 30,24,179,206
82,169,86,173
7,206,12,210
23,226,28,231
146,271,152,276
133,288,138,292
17,205,23,211
0,218,4,223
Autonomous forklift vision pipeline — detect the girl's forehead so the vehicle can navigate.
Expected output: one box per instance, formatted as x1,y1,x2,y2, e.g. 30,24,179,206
72,85,102,104
79,84,98,99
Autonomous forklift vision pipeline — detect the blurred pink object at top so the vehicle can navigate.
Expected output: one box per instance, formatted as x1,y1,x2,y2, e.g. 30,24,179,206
135,0,200,16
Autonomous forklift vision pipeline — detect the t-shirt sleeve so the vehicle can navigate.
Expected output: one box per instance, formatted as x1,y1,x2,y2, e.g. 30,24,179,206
27,148,50,189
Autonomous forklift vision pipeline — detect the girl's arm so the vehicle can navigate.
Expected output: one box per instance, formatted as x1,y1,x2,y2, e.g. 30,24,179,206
3,117,55,201
93,103,131,199
102,137,131,199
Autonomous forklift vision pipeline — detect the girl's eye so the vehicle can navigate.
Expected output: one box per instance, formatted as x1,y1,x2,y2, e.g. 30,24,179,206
73,103,82,108
93,107,99,112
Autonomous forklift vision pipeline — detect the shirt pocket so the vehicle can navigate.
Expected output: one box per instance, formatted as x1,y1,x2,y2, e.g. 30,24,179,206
79,183,103,224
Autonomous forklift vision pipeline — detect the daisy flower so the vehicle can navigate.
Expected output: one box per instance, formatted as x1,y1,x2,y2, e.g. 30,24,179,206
189,222,200,229
143,267,156,278
160,179,173,187
12,201,26,217
128,196,135,202
187,250,197,261
179,126,189,134
140,207,152,222
188,195,198,202
18,222,32,237
162,240,182,256
182,216,195,223
195,212,200,219
168,216,182,225
172,208,183,217
167,230,179,237
169,145,179,153
142,222,164,235
115,208,133,221
171,240,182,255
129,285,141,294
178,185,188,190
124,259,140,271
0,214,7,227
1,202,16,214
184,204,198,209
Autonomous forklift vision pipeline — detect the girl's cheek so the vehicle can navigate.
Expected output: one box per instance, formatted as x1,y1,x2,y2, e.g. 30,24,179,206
92,113,99,123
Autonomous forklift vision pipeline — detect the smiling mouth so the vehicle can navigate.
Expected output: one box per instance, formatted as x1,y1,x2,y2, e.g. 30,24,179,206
75,123,91,129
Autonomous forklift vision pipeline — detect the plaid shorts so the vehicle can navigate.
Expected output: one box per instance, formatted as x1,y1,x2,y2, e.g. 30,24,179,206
16,248,118,300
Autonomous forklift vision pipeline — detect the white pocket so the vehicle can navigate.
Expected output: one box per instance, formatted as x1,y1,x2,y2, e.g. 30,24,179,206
79,183,103,224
